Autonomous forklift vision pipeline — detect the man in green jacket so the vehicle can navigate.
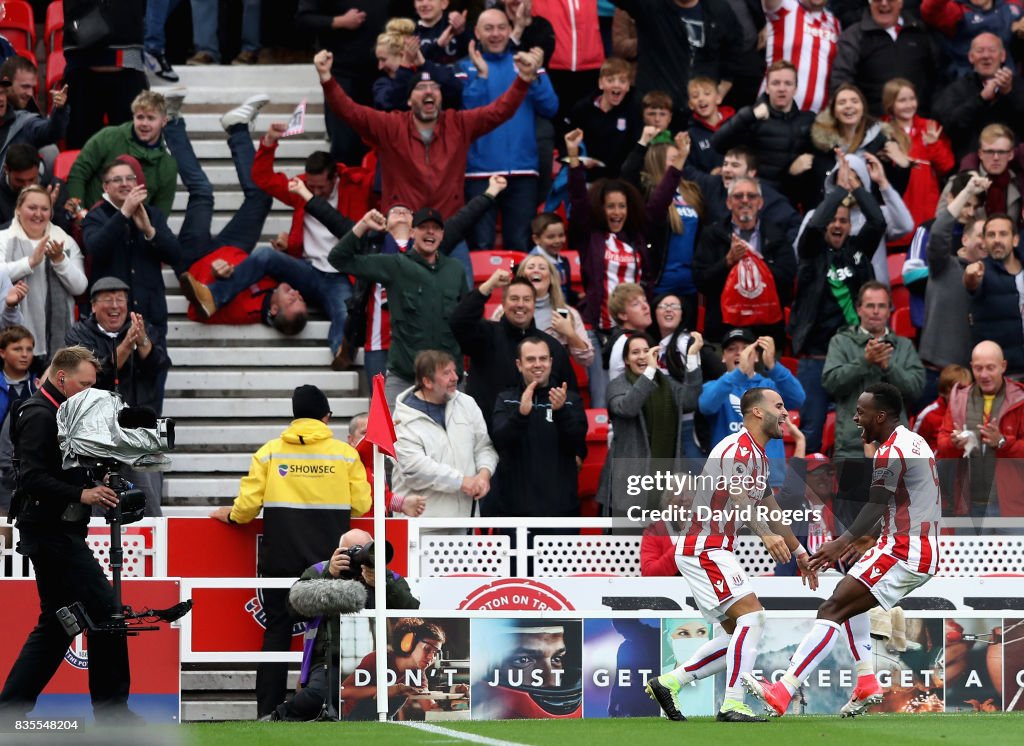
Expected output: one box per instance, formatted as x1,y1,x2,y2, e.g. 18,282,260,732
330,207,468,409
822,280,924,527
66,90,179,216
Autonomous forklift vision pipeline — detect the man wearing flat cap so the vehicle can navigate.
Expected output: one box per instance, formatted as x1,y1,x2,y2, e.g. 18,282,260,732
65,276,171,415
65,276,172,516
211,384,371,719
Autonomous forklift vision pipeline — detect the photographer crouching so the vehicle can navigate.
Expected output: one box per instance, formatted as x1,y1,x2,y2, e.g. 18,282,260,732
263,528,419,721
0,347,137,724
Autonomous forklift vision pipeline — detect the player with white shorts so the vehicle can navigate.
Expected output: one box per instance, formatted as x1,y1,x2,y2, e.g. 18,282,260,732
744,382,941,718
644,387,818,723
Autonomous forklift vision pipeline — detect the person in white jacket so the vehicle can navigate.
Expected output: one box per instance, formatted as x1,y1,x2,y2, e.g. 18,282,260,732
0,185,87,363
392,349,498,522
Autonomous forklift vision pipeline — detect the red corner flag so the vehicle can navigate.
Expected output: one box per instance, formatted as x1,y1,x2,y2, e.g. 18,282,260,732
364,373,397,457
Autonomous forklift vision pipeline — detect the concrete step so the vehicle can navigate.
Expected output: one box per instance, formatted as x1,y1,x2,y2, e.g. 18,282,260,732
174,424,311,447
163,396,367,419
167,213,290,236
179,113,326,138
170,64,324,97
160,453,258,472
182,670,298,690
164,477,240,499
183,139,324,162
165,370,358,392
169,347,332,367
171,190,296,212
181,701,255,722
167,319,331,344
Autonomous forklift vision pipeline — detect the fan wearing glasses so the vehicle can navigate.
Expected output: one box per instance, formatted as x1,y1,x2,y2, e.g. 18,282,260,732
943,123,1023,226
693,176,796,350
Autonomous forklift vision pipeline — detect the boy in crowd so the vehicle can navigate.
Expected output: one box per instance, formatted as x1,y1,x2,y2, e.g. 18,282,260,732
564,57,642,179
686,77,734,174
0,325,36,514
417,0,470,64
0,325,35,425
642,90,675,146
528,212,572,301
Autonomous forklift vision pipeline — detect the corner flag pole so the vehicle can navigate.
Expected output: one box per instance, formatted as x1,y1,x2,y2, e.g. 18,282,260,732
365,375,397,721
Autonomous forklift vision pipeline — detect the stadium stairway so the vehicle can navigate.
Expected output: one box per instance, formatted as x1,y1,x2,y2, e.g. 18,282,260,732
157,65,368,720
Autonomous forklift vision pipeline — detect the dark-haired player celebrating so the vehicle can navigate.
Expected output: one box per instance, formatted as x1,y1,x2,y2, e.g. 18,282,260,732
646,387,817,723
744,382,941,718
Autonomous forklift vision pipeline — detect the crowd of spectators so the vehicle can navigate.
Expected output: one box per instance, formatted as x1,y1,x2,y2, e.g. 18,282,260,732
0,0,1022,526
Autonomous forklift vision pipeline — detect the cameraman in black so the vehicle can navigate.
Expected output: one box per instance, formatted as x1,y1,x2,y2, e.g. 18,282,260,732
0,346,136,724
263,528,419,721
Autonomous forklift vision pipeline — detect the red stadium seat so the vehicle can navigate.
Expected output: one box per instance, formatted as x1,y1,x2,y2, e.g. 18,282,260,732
779,356,799,376
570,357,589,409
821,411,836,457
891,284,910,311
483,300,502,321
887,252,906,287
45,49,66,104
469,250,527,284
577,409,609,499
892,307,915,339
52,149,79,182
0,1,35,50
11,46,35,68
45,1,63,53
561,249,583,294
696,302,706,333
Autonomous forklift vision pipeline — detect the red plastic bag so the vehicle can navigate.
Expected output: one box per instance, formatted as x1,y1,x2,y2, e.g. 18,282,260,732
721,253,782,326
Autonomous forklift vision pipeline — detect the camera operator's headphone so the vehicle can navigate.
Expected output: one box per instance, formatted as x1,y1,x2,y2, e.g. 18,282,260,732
397,623,436,656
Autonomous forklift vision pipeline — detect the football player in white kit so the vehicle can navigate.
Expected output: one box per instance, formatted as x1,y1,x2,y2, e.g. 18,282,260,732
645,387,818,722
744,382,941,718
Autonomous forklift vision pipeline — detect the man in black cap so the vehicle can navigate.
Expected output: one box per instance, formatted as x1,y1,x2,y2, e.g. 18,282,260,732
65,276,172,517
210,383,371,719
330,206,469,409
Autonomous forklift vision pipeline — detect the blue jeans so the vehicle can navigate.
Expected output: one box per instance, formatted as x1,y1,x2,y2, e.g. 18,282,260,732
797,357,831,454
163,119,272,270
144,0,183,53
191,0,261,59
209,247,351,354
464,175,537,251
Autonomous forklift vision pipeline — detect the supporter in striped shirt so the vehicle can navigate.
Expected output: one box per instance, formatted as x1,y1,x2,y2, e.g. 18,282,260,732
762,0,841,113
565,126,679,406
745,382,942,718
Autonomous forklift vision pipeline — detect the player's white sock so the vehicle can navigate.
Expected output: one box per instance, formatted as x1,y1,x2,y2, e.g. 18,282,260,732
782,619,841,695
670,633,731,686
844,612,875,679
723,611,765,702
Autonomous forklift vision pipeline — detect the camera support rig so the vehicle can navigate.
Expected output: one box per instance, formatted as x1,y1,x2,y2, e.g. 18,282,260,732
57,464,192,638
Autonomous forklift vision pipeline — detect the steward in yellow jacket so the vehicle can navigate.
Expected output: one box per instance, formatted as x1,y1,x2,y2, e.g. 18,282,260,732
212,386,372,577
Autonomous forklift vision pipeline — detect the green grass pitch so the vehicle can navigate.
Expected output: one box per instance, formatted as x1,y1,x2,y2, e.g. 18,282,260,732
183,713,1024,746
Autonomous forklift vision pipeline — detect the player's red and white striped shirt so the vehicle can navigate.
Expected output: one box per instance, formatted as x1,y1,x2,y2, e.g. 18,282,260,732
870,425,942,575
600,234,639,329
762,0,840,112
679,427,770,556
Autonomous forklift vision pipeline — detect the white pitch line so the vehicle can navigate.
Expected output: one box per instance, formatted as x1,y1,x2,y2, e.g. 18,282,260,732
394,720,530,746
